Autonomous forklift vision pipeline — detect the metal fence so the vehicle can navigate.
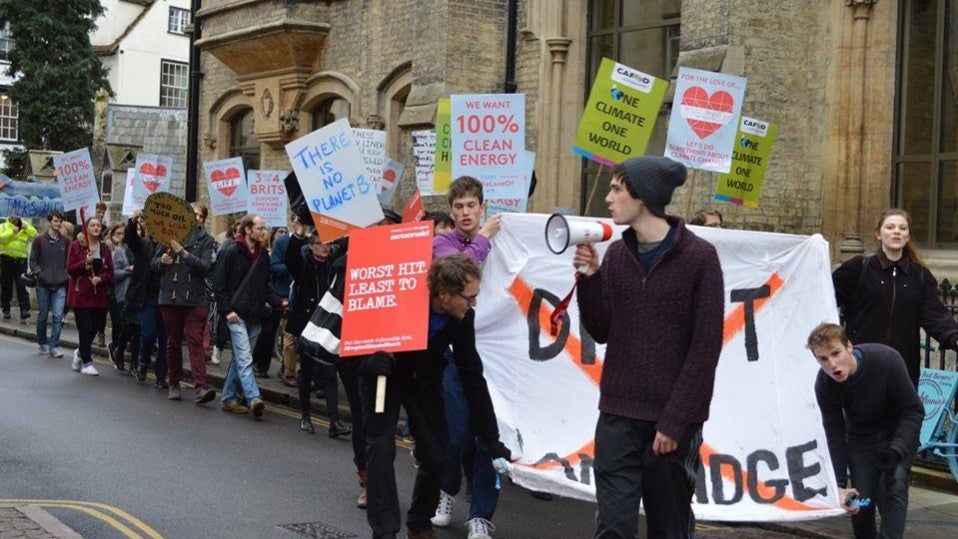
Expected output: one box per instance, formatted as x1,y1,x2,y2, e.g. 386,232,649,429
922,278,958,373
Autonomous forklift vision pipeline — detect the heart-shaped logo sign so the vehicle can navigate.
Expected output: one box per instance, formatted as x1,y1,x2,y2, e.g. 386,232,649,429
679,86,735,139
139,163,161,192
211,167,241,197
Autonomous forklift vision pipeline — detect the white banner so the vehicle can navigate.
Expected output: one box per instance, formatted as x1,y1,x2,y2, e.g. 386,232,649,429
476,214,845,522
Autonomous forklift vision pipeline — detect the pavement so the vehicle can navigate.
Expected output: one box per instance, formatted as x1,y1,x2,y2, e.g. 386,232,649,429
3,314,958,537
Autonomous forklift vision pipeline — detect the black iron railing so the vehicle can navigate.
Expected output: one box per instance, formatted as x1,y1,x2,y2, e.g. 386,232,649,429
922,278,958,372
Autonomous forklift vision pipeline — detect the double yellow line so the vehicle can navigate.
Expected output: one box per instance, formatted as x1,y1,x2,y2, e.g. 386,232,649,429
0,499,164,538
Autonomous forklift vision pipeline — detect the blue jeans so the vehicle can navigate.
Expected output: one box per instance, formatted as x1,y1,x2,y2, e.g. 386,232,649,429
36,285,66,348
440,354,499,521
139,300,167,380
221,318,262,405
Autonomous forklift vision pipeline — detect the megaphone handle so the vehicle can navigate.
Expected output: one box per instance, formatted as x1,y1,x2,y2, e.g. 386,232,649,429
550,272,583,336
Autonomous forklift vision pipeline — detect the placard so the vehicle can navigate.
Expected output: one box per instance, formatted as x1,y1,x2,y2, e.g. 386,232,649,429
53,148,99,212
354,129,388,194
665,67,747,173
340,221,433,356
204,157,249,215
918,368,958,446
715,117,778,208
485,150,535,216
284,118,385,242
402,188,425,223
131,154,173,209
573,58,667,166
379,158,403,206
144,192,196,247
247,169,289,227
412,130,436,196
433,99,452,193
0,180,64,218
450,93,525,188
121,170,137,217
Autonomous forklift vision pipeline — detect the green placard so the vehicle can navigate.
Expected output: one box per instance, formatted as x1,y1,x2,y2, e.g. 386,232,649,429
433,98,452,193
714,117,778,208
573,58,667,166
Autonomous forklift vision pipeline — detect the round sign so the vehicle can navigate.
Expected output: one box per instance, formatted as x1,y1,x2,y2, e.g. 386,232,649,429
144,192,196,247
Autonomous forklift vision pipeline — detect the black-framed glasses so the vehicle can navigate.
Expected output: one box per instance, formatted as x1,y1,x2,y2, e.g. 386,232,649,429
458,290,480,303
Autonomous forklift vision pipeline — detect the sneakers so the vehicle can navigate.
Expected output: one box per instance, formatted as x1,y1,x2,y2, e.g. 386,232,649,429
193,386,216,405
49,347,64,358
466,517,494,539
108,343,123,371
168,385,182,400
154,379,169,390
94,333,106,347
250,397,265,418
431,490,455,527
134,362,148,382
39,344,49,354
71,350,82,372
210,346,221,365
80,363,100,376
221,400,250,414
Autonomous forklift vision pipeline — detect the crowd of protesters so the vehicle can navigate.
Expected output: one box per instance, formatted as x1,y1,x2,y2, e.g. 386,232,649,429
8,154,949,539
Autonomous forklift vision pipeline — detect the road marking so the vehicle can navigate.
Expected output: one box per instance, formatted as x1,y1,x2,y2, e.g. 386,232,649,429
0,499,164,539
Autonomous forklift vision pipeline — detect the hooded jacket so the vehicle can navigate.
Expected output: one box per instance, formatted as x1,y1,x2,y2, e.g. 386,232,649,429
123,218,162,309
0,220,38,259
153,226,215,308
29,231,69,288
66,239,114,309
284,233,332,336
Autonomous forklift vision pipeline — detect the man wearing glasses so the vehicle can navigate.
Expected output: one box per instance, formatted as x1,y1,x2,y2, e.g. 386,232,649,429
213,214,281,418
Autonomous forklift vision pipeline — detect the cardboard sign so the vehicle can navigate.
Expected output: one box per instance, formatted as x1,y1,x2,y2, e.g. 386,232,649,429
573,58,668,166
247,169,289,227
402,188,425,223
132,154,173,208
665,67,747,173
411,130,436,196
144,192,196,247
476,214,845,521
285,118,384,242
354,129,388,194
715,117,778,208
379,158,403,206
204,157,249,215
340,221,433,356
121,170,137,216
53,148,99,212
433,99,452,193
485,150,535,216
918,368,958,446
450,93,525,188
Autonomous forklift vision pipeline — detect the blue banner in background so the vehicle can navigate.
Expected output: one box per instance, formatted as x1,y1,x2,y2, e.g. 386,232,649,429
0,175,65,218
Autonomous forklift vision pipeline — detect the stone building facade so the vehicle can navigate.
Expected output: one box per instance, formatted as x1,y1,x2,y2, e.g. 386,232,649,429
191,0,956,267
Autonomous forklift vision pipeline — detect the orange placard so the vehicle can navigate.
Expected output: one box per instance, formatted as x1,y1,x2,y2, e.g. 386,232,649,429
340,221,434,357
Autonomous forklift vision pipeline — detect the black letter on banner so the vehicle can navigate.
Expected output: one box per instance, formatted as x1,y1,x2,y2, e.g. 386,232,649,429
709,454,744,505
729,285,771,361
747,450,787,504
694,461,709,504
578,453,594,485
786,440,826,502
528,289,570,360
535,452,577,481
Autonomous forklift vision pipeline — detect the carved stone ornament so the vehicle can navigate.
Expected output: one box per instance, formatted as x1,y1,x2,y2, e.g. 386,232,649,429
203,132,217,150
366,114,385,130
845,0,877,19
260,88,275,119
279,108,300,133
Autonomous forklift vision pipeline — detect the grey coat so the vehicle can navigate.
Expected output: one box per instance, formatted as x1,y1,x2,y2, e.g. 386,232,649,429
112,245,132,301
152,227,215,308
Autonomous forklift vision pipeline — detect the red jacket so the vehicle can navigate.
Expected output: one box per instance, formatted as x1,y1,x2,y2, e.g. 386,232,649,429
67,240,114,309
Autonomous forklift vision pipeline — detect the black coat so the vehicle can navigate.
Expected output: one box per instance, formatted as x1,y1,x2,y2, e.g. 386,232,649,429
153,226,215,308
212,239,277,322
123,218,162,308
284,234,332,336
834,251,958,385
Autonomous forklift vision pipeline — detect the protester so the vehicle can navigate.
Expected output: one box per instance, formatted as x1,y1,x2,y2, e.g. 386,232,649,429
66,217,114,376
214,214,280,418
833,208,958,387
425,211,455,235
210,218,243,366
154,212,217,404
689,208,723,228
110,215,146,372
107,223,133,370
191,203,215,364
430,176,505,539
359,254,512,539
806,323,923,539
29,211,69,358
0,215,37,322
127,211,167,388
277,219,301,388
251,226,290,378
573,156,724,539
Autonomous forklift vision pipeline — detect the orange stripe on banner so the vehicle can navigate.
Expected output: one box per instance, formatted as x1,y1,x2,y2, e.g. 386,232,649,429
722,273,784,345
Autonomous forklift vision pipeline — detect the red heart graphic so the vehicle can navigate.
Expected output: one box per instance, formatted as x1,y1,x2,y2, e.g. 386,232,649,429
383,169,396,182
680,86,735,139
155,164,168,178
139,163,160,192
211,167,241,197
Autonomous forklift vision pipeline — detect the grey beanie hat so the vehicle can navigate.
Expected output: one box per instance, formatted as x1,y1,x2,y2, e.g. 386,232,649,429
617,156,687,217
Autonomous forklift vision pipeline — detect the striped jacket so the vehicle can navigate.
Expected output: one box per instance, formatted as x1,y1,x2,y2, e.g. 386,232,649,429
298,252,346,364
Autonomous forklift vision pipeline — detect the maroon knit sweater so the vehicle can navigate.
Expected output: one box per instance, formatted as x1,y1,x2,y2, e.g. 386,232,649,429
576,217,725,440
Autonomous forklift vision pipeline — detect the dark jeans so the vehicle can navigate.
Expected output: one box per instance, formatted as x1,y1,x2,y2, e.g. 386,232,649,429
362,369,447,538
594,413,703,539
848,433,913,538
252,309,282,374
107,297,122,344
139,300,167,381
0,255,30,316
74,307,107,365
299,357,367,470
440,355,498,520
162,305,209,389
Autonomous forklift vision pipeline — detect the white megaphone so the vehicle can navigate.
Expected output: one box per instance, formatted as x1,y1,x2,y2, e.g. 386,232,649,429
545,213,614,255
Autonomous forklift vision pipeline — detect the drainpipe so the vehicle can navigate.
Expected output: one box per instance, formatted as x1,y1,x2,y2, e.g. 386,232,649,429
504,0,518,93
185,0,202,202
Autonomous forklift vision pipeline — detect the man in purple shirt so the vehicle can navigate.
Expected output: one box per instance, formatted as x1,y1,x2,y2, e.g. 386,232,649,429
431,176,506,539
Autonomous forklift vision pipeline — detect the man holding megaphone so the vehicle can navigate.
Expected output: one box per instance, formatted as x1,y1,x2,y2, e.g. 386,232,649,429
572,156,725,539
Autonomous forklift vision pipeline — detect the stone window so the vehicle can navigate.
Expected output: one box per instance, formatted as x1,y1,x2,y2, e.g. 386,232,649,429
101,170,113,202
311,97,351,130
582,0,681,215
168,7,191,35
895,0,958,245
229,108,260,171
0,23,12,63
0,93,18,142
160,59,188,108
